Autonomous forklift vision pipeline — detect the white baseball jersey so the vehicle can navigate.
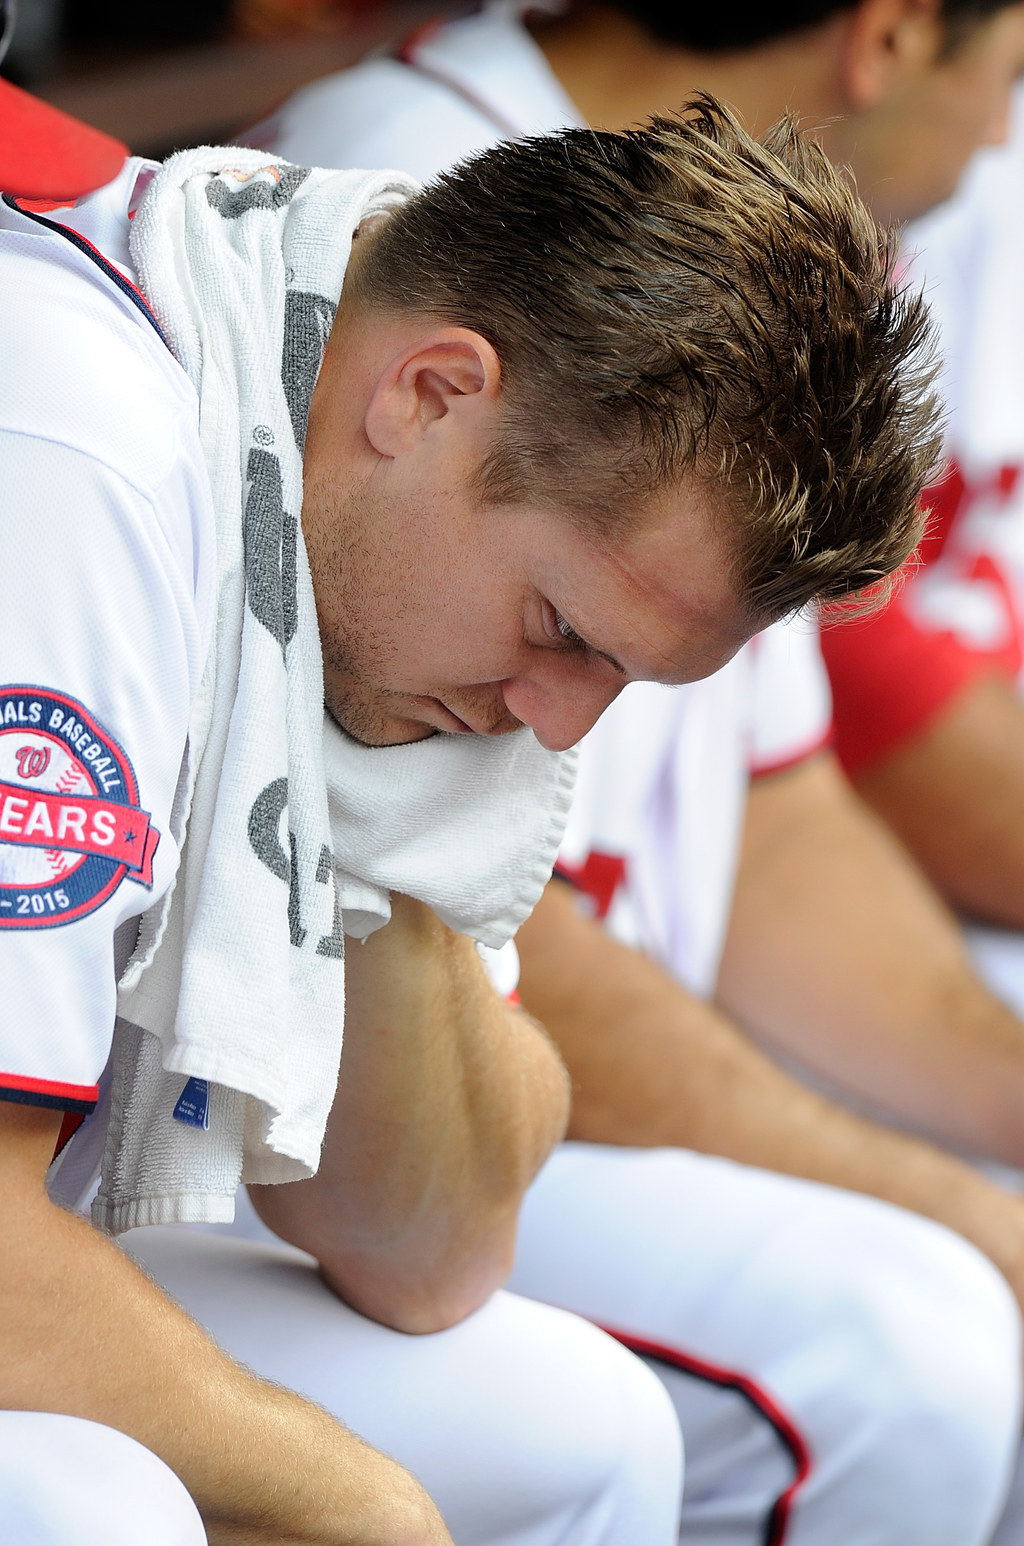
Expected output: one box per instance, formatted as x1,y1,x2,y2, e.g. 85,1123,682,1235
560,617,831,995
822,84,1024,776
0,151,696,1546
901,81,1024,638
0,161,216,1116
245,7,584,171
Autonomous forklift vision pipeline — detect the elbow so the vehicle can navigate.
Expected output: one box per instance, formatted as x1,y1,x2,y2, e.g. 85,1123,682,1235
317,1228,519,1335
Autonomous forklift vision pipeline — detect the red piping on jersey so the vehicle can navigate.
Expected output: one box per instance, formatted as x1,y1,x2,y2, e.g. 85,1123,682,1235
395,15,448,60
1,194,170,349
601,1324,812,1546
0,1070,99,1113
749,725,834,780
54,1109,87,1159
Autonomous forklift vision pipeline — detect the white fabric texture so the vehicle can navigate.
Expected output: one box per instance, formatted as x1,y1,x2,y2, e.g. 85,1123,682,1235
97,149,411,1229
322,720,576,946
0,170,215,1103
5,146,576,1231
507,1143,1022,1546
560,617,830,996
123,1226,684,1546
897,82,1024,650
0,1412,207,1546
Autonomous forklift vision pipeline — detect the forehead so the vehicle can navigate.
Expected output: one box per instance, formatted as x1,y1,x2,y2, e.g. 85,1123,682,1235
557,479,755,684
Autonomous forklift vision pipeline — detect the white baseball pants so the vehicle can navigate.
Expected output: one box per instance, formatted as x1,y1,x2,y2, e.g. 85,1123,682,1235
507,1142,1023,1546
122,1225,684,1546
0,1411,206,1544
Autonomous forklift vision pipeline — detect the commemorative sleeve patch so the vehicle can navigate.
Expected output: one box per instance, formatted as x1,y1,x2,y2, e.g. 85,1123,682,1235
0,687,160,929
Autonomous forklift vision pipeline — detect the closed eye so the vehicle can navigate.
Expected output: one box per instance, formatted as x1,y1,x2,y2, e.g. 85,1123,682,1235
554,610,626,676
555,612,587,648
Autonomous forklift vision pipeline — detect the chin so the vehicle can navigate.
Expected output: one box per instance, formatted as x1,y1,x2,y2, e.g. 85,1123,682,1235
374,719,440,747
339,715,439,749
325,697,439,748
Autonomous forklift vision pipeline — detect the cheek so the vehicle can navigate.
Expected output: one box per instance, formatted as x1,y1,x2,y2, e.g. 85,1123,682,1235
948,56,1017,149
398,569,528,683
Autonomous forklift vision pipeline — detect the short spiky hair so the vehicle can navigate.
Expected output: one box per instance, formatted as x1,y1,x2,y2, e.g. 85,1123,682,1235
355,98,941,621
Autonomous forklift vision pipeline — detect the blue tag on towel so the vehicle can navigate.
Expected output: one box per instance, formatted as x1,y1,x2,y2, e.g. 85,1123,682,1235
173,1076,210,1131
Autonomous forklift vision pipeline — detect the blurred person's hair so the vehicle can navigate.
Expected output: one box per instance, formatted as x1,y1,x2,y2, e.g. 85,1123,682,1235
0,0,17,69
353,99,941,622
613,0,1018,55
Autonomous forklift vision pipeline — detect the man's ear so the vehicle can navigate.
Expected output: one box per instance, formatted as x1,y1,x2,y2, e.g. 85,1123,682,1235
364,327,502,459
839,0,943,110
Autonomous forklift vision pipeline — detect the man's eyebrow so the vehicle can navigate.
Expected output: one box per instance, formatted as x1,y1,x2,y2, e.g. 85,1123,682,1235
579,634,626,675
560,609,627,675
596,645,627,675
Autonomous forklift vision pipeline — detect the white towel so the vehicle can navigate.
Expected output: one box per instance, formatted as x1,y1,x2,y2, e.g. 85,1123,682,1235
77,149,575,1232
325,719,577,946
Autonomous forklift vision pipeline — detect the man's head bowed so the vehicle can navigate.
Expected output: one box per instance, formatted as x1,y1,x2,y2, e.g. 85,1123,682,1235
350,95,942,625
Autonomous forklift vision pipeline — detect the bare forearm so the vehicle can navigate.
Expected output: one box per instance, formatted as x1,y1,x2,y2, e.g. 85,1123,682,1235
253,895,570,1332
856,674,1024,929
717,753,1024,1165
516,880,1024,1311
717,1076,1024,1314
1,1111,448,1546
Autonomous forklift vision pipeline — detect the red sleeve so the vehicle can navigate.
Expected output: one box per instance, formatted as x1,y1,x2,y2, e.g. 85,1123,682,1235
822,462,1023,778
820,598,993,777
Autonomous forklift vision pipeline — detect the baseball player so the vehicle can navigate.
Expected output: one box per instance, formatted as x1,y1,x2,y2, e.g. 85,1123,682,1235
239,3,1024,1542
0,65,929,1546
826,81,1024,945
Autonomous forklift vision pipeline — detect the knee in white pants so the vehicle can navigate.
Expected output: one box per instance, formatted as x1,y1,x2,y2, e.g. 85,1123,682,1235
125,1223,684,1546
510,1146,1024,1546
0,1411,207,1546
775,1201,1024,1546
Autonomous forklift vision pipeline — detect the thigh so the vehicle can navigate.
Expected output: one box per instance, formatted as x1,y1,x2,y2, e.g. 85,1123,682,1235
123,1225,683,1546
0,1411,206,1546
507,1142,1023,1546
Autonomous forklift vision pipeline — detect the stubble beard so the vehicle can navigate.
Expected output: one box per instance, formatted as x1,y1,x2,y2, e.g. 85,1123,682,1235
324,674,439,748
305,473,523,747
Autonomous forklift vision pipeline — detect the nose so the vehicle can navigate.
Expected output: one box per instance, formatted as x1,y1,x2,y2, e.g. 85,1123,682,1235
500,663,626,752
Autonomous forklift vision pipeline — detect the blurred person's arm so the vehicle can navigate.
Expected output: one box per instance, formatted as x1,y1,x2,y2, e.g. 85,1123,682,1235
515,795,1024,1312
717,749,1024,1159
854,673,1024,928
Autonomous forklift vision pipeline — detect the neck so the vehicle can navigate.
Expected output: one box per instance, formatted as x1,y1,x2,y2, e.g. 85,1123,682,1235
530,4,848,143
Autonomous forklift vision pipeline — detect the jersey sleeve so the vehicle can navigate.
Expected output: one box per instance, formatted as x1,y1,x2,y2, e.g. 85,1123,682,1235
820,464,1024,778
0,430,203,1113
747,615,833,778
819,586,1000,778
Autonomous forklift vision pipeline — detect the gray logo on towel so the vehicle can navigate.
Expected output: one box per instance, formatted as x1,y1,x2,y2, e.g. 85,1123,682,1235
205,164,310,220
244,448,298,657
247,776,305,948
247,782,344,957
283,291,337,453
